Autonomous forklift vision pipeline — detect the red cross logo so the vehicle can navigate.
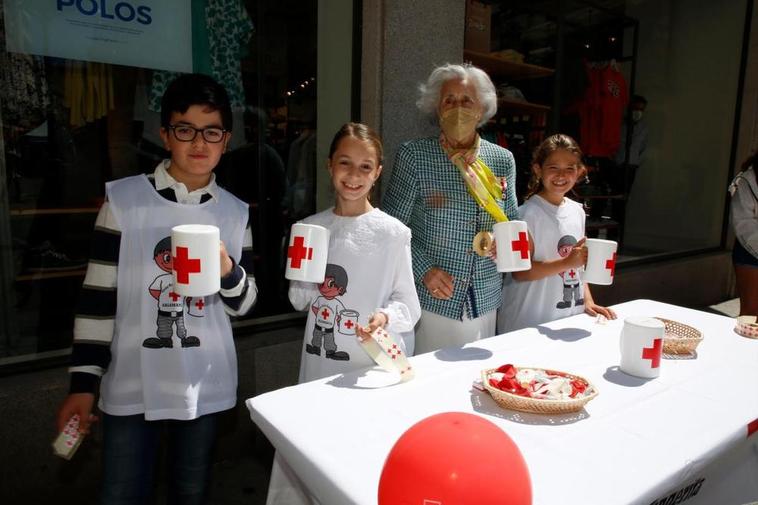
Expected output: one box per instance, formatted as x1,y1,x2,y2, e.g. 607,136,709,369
568,269,576,279
173,246,202,285
320,308,330,319
388,343,402,359
511,231,529,260
605,252,617,277
344,320,354,329
195,298,204,310
168,291,181,302
641,338,662,368
287,236,313,269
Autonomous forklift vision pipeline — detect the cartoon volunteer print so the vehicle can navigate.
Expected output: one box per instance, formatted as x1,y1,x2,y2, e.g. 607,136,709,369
556,235,584,309
307,263,357,361
142,236,202,349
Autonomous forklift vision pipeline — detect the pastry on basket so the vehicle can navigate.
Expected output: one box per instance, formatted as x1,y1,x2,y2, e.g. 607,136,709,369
481,364,598,414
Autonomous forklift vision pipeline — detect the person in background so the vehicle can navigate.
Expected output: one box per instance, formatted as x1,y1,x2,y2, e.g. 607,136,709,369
55,74,257,505
266,122,420,504
383,63,518,354
615,94,648,194
499,134,616,333
728,152,758,316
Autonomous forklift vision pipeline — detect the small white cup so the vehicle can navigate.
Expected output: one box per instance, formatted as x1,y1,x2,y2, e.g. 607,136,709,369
337,309,359,335
171,224,220,297
285,223,329,283
493,220,531,272
584,238,618,285
620,316,665,379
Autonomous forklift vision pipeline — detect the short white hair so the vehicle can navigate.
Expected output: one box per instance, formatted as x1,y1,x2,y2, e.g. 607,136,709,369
416,63,497,127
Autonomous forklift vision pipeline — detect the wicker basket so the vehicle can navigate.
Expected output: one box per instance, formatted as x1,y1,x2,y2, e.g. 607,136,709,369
655,317,704,354
481,367,598,415
735,316,758,339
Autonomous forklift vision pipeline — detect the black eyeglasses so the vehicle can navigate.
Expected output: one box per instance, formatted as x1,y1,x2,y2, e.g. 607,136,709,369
168,124,227,143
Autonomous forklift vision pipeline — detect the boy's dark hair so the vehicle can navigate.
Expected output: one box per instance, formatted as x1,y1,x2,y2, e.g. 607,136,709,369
325,263,348,294
160,73,233,131
154,236,172,257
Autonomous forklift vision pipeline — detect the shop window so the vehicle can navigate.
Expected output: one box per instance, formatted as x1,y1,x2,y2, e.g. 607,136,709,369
0,0,338,365
468,0,748,261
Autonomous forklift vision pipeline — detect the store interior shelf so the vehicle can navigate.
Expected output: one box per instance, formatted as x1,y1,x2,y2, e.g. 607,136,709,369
16,269,87,282
498,98,551,114
10,207,100,217
464,50,554,79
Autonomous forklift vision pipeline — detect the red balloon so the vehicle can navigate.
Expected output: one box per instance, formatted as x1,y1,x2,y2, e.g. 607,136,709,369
378,412,531,505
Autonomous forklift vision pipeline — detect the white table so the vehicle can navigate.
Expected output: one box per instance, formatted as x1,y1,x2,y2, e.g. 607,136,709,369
247,300,758,505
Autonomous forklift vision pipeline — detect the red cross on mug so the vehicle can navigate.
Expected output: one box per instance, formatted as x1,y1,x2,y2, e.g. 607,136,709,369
287,236,313,269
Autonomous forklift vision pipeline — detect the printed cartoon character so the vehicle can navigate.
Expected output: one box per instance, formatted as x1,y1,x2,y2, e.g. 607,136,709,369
307,263,355,361
142,236,200,349
556,235,584,309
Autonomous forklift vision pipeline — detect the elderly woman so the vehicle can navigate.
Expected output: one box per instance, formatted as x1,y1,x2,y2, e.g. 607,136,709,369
383,63,519,354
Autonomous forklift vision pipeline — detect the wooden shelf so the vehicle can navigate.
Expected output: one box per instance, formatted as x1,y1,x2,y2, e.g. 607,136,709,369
464,50,554,79
16,269,86,281
10,207,100,217
498,98,551,114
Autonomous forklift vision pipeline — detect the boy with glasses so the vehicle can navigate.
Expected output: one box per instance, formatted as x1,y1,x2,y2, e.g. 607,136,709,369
55,73,257,504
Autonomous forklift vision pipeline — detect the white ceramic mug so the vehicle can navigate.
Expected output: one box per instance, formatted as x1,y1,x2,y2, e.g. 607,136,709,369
170,224,220,297
285,223,329,283
493,220,531,272
584,238,618,285
620,316,665,379
338,309,359,335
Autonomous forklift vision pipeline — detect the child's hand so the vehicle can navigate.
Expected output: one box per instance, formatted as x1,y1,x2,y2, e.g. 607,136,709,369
220,240,234,278
56,393,98,435
564,237,588,268
584,302,617,320
356,312,388,342
488,240,498,261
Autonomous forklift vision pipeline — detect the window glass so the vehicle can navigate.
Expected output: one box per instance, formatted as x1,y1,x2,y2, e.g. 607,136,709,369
0,0,324,363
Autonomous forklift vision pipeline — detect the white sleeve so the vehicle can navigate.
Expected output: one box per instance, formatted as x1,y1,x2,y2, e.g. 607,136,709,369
378,231,421,334
288,280,320,312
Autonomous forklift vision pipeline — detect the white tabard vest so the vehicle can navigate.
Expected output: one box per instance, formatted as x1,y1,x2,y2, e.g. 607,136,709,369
100,175,248,420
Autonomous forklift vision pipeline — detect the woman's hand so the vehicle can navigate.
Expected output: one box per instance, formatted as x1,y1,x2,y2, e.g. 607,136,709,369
56,393,98,434
220,240,234,278
356,312,388,342
423,267,455,300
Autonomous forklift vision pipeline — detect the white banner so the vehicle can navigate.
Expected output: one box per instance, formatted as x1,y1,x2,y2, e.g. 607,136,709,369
3,0,192,72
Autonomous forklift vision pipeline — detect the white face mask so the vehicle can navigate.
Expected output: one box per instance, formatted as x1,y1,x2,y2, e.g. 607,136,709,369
632,110,643,122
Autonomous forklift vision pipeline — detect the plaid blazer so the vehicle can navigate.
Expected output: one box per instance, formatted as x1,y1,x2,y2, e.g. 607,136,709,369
382,137,519,320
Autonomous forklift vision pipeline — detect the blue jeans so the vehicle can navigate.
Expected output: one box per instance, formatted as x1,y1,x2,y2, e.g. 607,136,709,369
101,412,220,505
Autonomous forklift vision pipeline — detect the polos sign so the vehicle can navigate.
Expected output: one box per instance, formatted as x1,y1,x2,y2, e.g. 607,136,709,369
56,1,153,25
4,0,191,72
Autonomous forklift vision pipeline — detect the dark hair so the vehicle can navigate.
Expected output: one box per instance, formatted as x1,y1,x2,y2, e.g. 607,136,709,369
525,133,584,200
325,263,348,294
328,122,383,164
631,94,648,106
160,74,233,131
154,236,172,257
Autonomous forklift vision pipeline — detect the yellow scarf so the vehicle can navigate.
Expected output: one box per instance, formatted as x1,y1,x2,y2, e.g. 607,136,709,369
440,134,509,223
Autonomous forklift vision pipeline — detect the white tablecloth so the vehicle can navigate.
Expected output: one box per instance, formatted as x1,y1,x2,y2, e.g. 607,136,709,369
246,300,758,505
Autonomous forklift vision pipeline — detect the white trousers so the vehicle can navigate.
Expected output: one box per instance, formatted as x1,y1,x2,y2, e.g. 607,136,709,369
414,309,497,354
